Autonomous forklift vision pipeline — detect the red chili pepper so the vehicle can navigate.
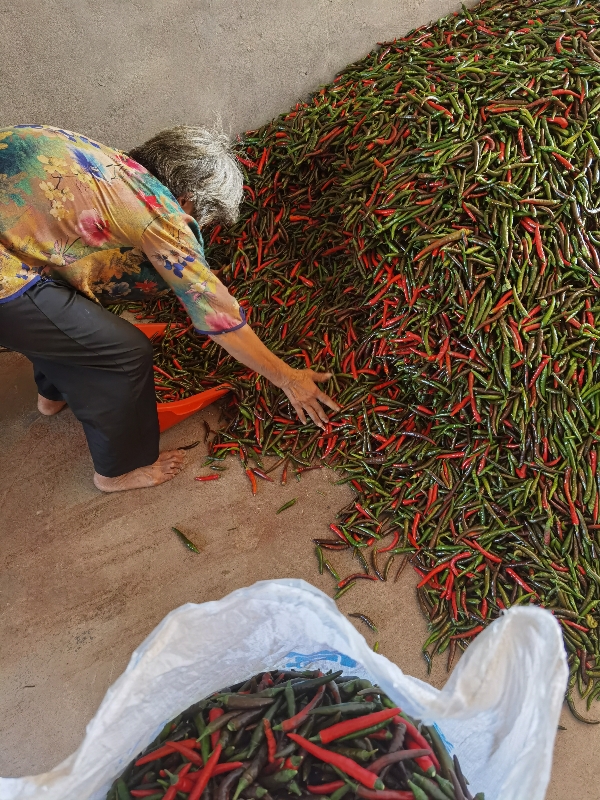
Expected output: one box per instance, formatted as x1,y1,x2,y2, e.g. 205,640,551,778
528,355,550,389
286,733,383,790
166,741,203,766
562,619,590,633
329,524,347,542
195,475,220,481
377,529,400,553
237,156,256,169
208,708,224,750
467,371,482,423
338,573,378,588
450,624,484,639
163,763,194,800
246,468,258,496
426,100,453,119
134,739,199,766
256,148,269,175
462,538,502,564
188,744,222,800
409,512,421,548
552,151,574,171
547,116,569,129
375,125,397,146
352,114,367,137
490,290,514,314
264,718,277,762
506,568,537,597
317,707,400,744
153,365,173,380
281,683,326,732
307,782,345,795
355,502,375,519
521,304,541,325
397,717,440,772
448,396,470,417
480,596,488,618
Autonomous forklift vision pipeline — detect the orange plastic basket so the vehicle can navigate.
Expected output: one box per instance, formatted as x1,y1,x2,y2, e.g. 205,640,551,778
135,322,230,431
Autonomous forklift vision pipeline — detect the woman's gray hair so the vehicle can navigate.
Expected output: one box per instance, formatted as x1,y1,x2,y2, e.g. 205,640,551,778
129,126,243,228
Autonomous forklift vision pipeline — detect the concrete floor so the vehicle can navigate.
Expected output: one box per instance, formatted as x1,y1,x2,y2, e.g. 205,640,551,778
0,0,599,797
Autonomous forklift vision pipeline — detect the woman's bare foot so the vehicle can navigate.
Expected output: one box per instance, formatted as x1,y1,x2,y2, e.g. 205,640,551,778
38,394,67,416
93,450,186,492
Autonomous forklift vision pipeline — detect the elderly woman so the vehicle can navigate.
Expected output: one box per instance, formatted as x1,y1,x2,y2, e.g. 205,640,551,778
0,124,338,491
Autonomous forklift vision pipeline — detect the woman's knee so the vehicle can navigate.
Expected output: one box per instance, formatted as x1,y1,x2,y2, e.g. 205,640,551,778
119,326,154,377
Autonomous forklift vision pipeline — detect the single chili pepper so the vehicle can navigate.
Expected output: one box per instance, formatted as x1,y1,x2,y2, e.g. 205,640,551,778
286,733,384,790
307,782,345,794
338,574,378,589
188,743,223,800
195,474,220,481
334,581,356,600
172,527,200,554
277,499,297,513
246,468,258,496
263,718,277,762
179,441,201,451
450,625,485,640
278,684,326,732
377,529,400,553
349,613,378,632
166,741,203,765
253,468,274,482
209,708,225,749
134,739,199,766
316,707,400,744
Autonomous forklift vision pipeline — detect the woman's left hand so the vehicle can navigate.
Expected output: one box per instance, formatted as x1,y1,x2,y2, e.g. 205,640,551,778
279,369,341,428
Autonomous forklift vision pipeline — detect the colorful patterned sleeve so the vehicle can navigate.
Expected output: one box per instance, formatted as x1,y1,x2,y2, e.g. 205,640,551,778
139,213,245,335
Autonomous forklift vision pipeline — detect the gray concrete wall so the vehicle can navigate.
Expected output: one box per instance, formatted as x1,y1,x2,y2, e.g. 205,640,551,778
0,0,462,149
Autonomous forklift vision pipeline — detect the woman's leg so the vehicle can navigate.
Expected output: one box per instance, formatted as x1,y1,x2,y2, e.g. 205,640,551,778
31,363,68,414
0,279,185,490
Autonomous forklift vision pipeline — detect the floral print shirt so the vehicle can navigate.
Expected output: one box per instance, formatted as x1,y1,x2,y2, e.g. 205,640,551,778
0,125,245,335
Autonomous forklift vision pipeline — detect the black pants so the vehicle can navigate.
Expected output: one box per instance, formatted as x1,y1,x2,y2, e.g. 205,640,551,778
0,279,159,477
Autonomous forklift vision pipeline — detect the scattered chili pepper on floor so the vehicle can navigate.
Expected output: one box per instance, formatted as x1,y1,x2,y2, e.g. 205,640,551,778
172,527,200,553
277,499,297,514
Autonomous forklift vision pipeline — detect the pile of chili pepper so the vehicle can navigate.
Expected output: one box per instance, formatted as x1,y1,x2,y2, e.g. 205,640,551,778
107,670,483,800
111,0,600,716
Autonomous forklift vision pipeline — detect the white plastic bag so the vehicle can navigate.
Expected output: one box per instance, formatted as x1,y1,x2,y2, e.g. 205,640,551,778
0,579,568,800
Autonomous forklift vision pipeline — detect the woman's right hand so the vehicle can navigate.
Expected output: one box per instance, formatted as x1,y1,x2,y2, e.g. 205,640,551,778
279,368,341,428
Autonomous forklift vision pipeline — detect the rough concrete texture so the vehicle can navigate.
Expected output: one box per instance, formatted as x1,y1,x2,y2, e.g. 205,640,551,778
0,0,599,797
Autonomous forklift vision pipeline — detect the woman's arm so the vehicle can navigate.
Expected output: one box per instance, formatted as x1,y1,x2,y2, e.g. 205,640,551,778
212,324,340,428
